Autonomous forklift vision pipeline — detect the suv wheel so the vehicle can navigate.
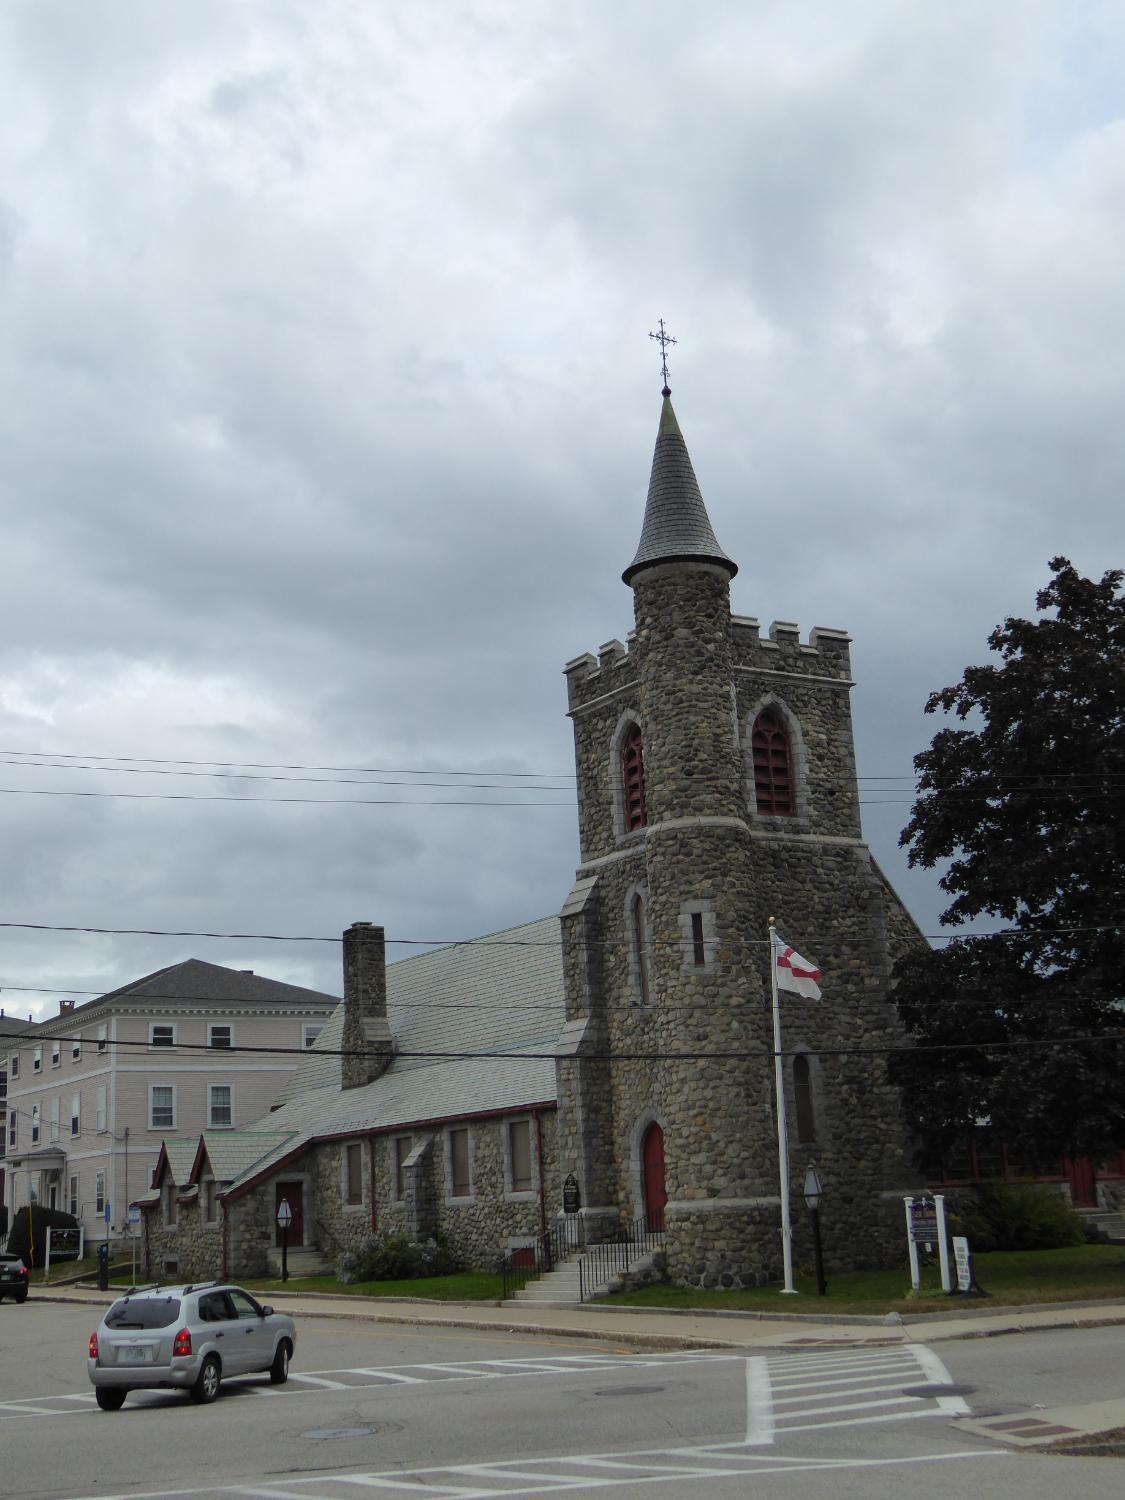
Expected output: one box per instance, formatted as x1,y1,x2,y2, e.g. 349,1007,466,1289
96,1388,127,1411
269,1339,291,1384
190,1355,221,1404
14,1292,27,1304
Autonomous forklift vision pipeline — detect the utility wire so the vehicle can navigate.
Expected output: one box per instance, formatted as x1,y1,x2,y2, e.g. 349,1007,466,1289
0,1027,1121,1064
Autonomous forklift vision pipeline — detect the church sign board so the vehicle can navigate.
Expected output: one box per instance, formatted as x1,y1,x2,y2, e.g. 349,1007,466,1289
562,1174,580,1215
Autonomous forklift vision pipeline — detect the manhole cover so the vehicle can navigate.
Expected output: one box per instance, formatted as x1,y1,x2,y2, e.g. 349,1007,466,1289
901,1383,976,1398
302,1427,374,1441
593,1385,667,1398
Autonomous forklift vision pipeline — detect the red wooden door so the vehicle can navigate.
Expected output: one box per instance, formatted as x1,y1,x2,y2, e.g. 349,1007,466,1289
275,1182,304,1246
1064,1157,1097,1208
642,1123,667,1232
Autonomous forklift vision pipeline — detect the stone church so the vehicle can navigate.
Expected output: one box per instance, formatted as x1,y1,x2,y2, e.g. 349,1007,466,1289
138,387,921,1288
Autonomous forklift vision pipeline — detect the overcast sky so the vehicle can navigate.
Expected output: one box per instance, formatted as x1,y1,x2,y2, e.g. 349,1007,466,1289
1,0,1121,1021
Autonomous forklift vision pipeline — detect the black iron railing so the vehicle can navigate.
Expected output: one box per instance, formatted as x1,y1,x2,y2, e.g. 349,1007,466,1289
578,1214,664,1302
500,1216,584,1299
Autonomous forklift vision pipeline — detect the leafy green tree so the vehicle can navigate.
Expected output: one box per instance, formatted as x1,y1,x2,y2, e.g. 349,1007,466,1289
892,558,1124,1163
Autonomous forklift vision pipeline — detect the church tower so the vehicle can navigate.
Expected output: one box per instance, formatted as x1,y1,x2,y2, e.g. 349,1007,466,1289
556,380,921,1286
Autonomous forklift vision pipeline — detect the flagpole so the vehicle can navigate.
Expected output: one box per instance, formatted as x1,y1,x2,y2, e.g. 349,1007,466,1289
769,916,797,1294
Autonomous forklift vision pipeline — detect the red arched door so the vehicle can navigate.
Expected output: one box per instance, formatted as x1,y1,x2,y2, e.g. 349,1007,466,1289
642,1123,667,1232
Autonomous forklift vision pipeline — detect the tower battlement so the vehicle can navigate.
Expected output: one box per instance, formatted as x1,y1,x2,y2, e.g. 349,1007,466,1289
564,615,853,712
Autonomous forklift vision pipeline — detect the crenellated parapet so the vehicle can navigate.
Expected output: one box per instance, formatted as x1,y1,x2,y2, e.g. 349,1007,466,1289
730,616,854,682
563,636,639,714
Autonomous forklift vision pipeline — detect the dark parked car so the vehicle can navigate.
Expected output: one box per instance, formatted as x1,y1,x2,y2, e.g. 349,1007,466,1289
88,1282,296,1410
0,1252,30,1303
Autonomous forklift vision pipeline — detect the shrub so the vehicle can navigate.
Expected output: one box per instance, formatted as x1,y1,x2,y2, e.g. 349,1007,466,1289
337,1232,462,1284
6,1205,80,1268
947,1183,1086,1252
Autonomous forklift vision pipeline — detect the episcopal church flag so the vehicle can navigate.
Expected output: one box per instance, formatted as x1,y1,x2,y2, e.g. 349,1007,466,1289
773,931,823,1000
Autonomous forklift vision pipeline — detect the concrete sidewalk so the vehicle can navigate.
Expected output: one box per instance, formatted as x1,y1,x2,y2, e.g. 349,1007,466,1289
38,1282,1125,1353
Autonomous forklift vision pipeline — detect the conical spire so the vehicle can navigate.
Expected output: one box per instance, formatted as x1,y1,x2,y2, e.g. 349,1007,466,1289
622,393,737,586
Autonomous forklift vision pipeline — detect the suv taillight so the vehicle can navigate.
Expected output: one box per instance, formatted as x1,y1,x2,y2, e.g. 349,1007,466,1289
172,1327,192,1357
89,1332,99,1359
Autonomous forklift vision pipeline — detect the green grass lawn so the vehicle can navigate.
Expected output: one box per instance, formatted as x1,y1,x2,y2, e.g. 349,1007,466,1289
597,1244,1125,1316
242,1270,506,1302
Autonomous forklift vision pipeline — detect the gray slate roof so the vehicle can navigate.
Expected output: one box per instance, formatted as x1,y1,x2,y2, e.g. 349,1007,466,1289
217,915,566,1195
622,394,737,585
34,959,339,1032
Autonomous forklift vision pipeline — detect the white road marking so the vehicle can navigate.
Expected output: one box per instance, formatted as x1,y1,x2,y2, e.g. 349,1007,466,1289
772,1378,921,1405
745,1356,774,1446
67,1446,1008,1499
286,1374,352,1389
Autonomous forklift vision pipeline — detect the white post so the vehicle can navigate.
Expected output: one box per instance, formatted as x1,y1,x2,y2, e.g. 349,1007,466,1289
904,1196,920,1291
934,1194,952,1293
45,1230,52,1280
769,921,796,1294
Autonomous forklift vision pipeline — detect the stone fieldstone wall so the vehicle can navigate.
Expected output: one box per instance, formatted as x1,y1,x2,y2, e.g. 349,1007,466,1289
141,1195,222,1283
559,562,924,1287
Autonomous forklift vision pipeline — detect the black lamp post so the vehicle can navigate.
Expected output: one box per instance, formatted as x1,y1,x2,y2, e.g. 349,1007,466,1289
803,1165,827,1297
276,1198,292,1282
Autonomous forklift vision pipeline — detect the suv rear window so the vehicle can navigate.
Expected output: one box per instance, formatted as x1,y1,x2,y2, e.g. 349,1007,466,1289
105,1296,182,1329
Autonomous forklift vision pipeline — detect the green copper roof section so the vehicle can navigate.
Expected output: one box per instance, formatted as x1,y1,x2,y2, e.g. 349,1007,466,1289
622,394,737,585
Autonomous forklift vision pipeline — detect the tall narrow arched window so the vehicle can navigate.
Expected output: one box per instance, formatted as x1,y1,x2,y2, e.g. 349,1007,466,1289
621,722,648,830
793,1054,816,1143
631,894,652,1006
752,708,795,815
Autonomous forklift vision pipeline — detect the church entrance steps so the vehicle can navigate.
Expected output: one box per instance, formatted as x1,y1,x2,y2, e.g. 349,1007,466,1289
1078,1209,1125,1244
506,1235,666,1306
266,1247,332,1278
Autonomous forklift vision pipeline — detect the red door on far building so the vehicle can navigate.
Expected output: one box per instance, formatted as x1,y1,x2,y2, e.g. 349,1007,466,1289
642,1123,667,1232
275,1182,304,1247
1064,1157,1097,1208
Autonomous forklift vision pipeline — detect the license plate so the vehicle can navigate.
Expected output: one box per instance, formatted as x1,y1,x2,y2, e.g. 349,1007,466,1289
119,1346,150,1364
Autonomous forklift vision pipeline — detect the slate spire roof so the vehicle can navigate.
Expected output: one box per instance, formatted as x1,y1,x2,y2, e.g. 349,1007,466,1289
622,392,737,586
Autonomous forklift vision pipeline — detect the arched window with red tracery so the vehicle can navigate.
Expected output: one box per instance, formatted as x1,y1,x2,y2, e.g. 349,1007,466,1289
621,721,648,830
751,708,795,816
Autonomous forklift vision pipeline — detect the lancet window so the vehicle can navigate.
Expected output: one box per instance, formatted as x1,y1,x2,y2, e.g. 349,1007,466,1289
751,708,795,816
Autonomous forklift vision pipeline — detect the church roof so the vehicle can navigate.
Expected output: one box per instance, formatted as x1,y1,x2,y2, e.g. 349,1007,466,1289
197,914,566,1201
622,393,737,585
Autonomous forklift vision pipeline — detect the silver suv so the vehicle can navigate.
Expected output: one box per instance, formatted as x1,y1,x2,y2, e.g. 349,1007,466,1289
88,1282,296,1410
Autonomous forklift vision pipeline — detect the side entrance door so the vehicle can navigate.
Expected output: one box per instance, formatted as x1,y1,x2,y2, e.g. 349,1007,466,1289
275,1182,304,1247
1064,1157,1097,1208
642,1123,667,1232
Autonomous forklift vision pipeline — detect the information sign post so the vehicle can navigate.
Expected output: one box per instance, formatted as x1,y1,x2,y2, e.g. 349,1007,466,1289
904,1196,921,1291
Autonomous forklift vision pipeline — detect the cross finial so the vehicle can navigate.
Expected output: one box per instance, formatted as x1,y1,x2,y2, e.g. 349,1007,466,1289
649,319,676,396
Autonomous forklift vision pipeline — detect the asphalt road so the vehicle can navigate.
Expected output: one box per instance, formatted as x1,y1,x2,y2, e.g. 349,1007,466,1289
1,1302,1121,1498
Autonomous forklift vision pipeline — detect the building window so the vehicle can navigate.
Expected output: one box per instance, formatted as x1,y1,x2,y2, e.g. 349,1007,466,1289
690,912,706,966
9,1053,18,1080
793,1054,816,1143
70,1092,81,1137
208,1024,232,1049
48,1096,60,1142
208,1084,232,1128
95,1171,106,1215
303,1024,323,1049
509,1119,533,1194
150,1023,176,1049
150,1085,175,1130
68,1173,79,1218
51,1041,61,1068
449,1128,471,1198
751,709,795,816
31,1105,40,1144
96,1085,108,1133
7,1112,15,1148
204,1179,219,1224
72,1036,82,1062
621,722,648,831
164,1182,178,1229
33,1046,42,1073
29,1173,40,1204
631,895,652,1006
96,1024,108,1054
394,1136,412,1200
345,1143,364,1206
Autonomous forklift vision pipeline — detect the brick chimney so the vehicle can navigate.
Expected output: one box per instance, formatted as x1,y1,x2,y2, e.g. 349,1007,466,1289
340,921,394,1090
59,1000,75,1014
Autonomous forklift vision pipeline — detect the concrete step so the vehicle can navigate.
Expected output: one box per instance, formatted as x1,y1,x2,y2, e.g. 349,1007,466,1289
1079,1209,1125,1244
267,1248,332,1277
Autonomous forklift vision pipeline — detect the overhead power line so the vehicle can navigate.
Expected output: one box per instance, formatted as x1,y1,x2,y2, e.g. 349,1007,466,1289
0,1026,1120,1064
